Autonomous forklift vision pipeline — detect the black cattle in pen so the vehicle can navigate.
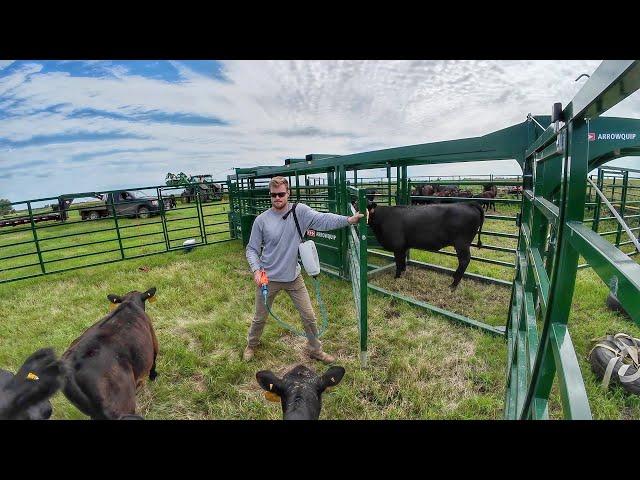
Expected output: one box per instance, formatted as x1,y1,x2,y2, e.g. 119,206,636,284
366,202,485,289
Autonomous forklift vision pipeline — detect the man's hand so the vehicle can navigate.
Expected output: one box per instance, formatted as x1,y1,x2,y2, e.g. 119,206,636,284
254,270,263,286
347,213,365,225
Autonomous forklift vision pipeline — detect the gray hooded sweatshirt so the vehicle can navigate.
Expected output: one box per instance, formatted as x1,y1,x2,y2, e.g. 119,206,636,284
246,203,350,282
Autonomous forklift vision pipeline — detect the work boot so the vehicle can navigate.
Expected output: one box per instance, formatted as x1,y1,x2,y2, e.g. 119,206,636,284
243,346,256,362
307,349,336,364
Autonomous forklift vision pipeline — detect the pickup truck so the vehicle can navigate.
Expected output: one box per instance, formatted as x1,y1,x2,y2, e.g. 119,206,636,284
78,190,163,221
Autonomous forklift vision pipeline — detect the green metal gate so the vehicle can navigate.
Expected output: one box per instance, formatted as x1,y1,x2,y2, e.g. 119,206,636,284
505,60,640,419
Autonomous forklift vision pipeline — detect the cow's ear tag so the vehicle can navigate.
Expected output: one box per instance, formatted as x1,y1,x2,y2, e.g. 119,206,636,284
26,372,39,381
264,391,281,402
148,295,157,303
108,302,118,311
264,383,280,402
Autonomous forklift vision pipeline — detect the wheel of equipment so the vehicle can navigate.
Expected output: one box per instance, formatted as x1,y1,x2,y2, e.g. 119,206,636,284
588,333,640,395
89,211,100,221
137,206,150,219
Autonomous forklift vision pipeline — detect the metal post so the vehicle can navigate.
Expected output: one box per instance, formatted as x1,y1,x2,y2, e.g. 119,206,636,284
109,194,126,260
396,166,401,205
357,187,369,367
196,189,208,244
615,171,629,247
157,187,171,252
387,163,391,205
27,202,46,274
592,168,604,232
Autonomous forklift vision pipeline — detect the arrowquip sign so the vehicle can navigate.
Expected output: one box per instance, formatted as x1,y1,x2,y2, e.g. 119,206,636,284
589,132,638,141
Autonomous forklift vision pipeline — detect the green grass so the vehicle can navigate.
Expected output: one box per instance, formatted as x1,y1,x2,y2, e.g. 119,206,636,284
0,193,639,419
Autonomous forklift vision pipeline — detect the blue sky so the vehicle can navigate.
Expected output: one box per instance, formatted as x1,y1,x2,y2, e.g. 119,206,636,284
1,59,638,202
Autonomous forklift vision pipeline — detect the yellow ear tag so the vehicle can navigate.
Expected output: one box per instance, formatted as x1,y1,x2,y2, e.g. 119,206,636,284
264,391,281,402
109,302,118,311
148,296,157,303
26,372,39,381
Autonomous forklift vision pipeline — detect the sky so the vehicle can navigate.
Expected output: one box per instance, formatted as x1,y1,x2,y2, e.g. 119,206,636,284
1,59,639,203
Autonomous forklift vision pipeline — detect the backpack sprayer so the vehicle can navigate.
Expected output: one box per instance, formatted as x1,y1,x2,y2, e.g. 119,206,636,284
259,204,329,339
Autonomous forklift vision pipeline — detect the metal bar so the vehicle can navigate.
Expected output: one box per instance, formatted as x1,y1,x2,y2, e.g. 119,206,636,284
40,237,120,254
550,324,592,419
368,284,505,337
0,261,43,273
122,240,167,251
427,249,515,268
108,195,125,260
43,247,122,265
567,221,640,323
587,176,640,253
26,202,45,274
0,250,38,262
0,238,38,248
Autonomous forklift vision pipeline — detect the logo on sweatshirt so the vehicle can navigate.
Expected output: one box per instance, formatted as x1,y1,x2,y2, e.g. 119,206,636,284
306,229,336,241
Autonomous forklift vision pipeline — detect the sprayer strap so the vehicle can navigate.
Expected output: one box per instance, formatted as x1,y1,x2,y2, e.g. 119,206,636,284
282,203,304,241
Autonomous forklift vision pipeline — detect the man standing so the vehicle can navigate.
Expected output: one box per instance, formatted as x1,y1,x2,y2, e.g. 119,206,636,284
244,176,364,363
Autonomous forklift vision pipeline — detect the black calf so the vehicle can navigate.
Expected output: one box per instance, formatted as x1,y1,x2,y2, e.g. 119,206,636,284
0,348,64,420
256,365,345,420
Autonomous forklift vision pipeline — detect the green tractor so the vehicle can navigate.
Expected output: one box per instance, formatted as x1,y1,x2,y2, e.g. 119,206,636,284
165,172,223,204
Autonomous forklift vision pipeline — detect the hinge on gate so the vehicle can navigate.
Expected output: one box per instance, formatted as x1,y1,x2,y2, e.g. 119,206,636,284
556,129,566,154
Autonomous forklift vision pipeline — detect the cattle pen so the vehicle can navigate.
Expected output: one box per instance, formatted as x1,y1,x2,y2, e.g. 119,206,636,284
1,60,640,420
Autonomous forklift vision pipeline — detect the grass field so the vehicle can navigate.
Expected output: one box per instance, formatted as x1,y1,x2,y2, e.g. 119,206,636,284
1,187,639,419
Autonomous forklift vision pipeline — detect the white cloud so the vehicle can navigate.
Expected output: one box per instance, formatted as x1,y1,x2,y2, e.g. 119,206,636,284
3,59,639,202
0,60,14,71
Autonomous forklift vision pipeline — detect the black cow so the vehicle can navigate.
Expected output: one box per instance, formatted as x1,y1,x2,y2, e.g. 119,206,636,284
256,365,345,420
61,287,159,420
0,348,64,420
366,202,485,288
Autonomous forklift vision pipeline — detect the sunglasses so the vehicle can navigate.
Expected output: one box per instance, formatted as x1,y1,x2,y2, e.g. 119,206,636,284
270,192,287,198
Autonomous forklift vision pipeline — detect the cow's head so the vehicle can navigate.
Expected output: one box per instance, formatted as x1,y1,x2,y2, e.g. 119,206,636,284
256,365,345,420
107,287,157,311
364,201,378,224
0,348,64,420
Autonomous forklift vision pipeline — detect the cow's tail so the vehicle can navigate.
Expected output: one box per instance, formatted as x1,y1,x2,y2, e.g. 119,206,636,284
470,201,484,248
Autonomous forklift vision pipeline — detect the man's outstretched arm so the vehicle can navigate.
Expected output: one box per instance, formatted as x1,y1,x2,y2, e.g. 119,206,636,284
301,204,364,231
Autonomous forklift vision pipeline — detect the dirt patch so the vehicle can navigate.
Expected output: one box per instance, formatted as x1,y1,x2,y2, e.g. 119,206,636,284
171,325,203,352
191,373,207,393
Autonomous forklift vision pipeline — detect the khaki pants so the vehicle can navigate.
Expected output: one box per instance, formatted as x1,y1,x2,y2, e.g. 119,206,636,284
247,274,322,351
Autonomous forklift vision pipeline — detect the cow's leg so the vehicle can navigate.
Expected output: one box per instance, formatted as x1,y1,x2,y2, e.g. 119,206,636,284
149,325,159,381
101,368,137,420
451,244,471,289
149,356,157,381
393,248,407,278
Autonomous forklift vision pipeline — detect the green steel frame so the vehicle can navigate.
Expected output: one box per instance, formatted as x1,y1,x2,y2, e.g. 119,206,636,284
231,60,640,419
505,60,640,419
